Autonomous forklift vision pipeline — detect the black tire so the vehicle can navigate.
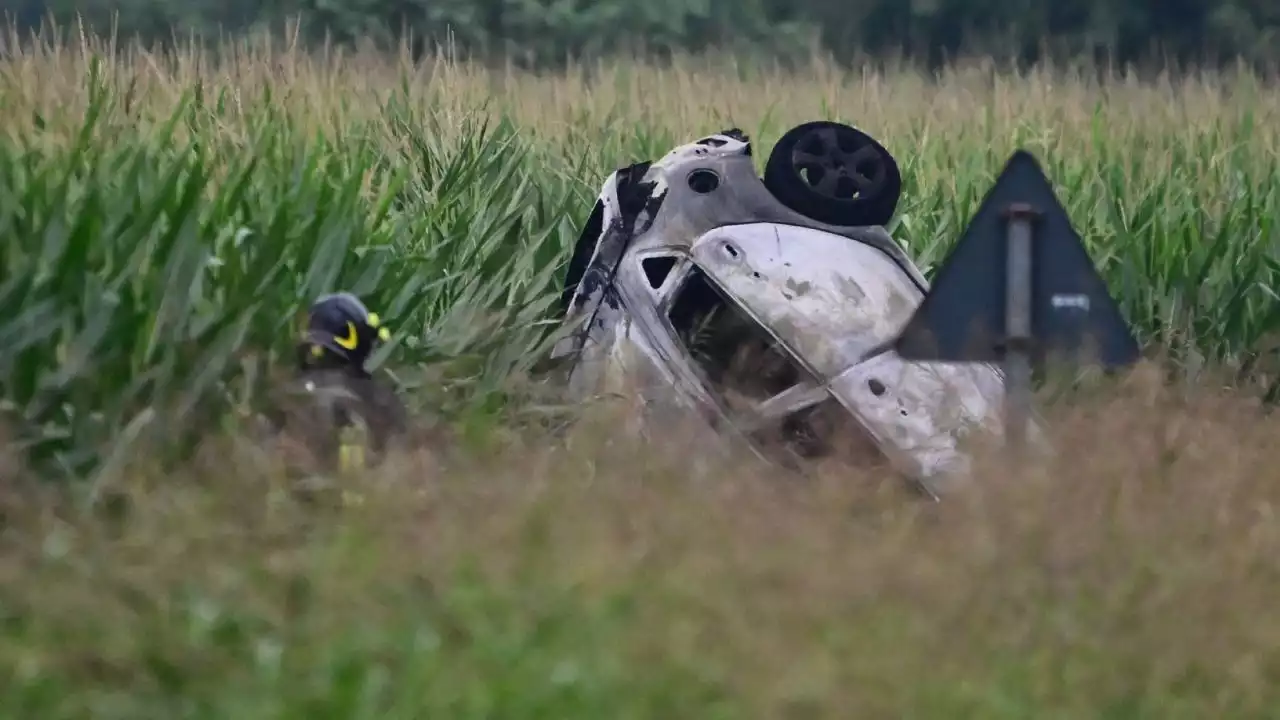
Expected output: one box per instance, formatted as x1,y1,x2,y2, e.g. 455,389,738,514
763,121,902,227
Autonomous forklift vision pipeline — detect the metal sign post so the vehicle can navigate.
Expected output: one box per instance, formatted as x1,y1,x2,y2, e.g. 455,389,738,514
1002,203,1039,451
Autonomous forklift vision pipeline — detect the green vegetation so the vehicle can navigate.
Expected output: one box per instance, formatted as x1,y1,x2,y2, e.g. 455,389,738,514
3,33,1280,717
3,36,1278,478
2,44,583,479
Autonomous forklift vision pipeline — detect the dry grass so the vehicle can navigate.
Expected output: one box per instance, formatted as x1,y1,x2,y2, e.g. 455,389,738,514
5,31,1277,170
6,370,1280,717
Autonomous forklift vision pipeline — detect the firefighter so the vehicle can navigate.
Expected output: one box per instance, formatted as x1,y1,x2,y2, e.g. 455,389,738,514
277,292,408,496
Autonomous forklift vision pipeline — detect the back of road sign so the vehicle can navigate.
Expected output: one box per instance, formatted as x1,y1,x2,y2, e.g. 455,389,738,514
894,150,1140,369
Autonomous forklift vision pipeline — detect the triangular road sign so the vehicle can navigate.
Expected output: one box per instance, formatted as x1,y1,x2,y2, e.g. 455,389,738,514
894,150,1139,369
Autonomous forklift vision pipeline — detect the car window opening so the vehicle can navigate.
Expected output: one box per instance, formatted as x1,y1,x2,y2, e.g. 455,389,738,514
669,265,804,413
668,265,885,466
641,255,678,289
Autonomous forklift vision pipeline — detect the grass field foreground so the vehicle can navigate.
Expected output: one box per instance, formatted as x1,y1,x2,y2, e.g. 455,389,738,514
7,375,1280,718
4,30,1280,717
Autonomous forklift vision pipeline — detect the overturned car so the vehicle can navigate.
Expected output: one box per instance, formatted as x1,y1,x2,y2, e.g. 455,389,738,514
551,122,1030,493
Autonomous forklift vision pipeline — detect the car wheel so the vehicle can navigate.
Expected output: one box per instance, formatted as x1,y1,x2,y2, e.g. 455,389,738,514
763,121,902,227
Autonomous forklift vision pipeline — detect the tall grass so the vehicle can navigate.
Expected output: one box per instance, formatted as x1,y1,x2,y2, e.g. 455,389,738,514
8,375,1280,718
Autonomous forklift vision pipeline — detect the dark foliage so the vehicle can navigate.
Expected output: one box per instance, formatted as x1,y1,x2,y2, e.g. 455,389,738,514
12,0,1280,71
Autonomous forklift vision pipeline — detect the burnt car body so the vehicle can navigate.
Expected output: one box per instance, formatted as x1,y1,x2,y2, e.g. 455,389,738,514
551,122,1039,493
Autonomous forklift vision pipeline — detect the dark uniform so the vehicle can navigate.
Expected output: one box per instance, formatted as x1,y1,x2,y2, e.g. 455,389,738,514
266,293,408,494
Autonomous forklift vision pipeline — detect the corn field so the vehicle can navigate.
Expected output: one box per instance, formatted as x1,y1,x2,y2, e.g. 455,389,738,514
5,32,1280,718
2,33,1279,477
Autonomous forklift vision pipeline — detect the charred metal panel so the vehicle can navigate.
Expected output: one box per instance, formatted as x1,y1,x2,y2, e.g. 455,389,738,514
689,223,925,378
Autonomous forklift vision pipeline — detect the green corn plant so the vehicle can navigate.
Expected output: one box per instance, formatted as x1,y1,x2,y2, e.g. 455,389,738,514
0,54,588,480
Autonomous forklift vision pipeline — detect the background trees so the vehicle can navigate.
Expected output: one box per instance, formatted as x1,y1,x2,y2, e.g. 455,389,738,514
13,0,1280,70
